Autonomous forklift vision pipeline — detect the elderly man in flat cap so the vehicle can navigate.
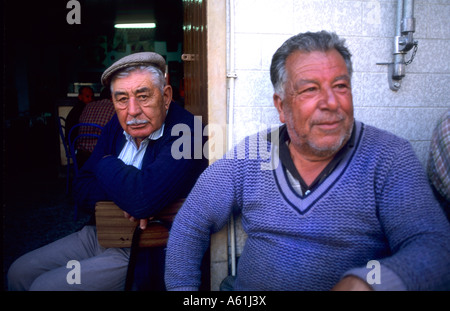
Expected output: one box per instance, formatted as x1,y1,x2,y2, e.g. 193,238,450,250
8,52,208,291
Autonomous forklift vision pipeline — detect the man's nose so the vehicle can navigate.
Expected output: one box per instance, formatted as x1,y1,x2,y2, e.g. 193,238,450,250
318,86,338,110
127,97,142,116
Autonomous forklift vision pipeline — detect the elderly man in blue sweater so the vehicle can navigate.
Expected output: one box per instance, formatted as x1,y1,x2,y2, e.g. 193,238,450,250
8,52,208,290
165,31,450,291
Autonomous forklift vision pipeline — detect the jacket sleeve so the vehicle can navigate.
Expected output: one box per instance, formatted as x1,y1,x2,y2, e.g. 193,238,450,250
91,126,207,219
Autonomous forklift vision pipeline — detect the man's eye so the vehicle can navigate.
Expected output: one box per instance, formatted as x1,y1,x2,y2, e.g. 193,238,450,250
300,87,317,94
118,97,128,103
334,83,350,91
138,95,149,101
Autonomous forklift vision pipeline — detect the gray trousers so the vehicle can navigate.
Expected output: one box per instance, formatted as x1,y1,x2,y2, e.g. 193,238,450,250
7,225,131,291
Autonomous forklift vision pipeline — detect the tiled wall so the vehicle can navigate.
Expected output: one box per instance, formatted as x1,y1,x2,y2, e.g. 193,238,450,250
229,0,450,167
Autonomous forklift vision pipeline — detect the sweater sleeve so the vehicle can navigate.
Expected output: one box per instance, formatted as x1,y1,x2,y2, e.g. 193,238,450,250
345,139,450,290
165,156,238,290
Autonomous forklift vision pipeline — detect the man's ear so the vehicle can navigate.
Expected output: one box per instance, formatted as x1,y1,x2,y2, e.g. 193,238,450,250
163,85,173,110
273,93,285,124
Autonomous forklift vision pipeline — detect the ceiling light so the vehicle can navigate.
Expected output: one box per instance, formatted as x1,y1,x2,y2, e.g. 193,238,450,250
114,23,156,29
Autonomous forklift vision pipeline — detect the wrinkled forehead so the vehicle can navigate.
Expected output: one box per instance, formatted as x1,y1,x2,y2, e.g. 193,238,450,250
111,67,163,93
111,70,154,90
286,50,350,81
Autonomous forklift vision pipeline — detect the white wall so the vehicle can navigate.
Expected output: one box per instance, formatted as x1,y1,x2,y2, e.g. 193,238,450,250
229,0,450,167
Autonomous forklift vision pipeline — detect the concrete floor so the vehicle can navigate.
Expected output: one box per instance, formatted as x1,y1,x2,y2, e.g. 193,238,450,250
2,172,89,290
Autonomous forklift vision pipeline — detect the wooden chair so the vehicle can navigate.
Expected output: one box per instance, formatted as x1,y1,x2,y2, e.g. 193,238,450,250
95,199,184,248
95,199,185,290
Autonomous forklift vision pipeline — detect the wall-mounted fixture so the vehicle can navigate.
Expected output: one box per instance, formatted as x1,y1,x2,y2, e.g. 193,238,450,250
377,0,418,91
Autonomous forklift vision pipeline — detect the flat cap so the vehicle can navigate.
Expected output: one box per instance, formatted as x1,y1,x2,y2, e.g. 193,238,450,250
101,52,166,86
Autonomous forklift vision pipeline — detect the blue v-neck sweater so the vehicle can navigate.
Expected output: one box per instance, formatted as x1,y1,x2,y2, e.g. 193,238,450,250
165,121,450,291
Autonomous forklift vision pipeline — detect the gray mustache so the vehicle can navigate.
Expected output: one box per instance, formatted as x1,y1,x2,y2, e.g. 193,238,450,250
311,114,345,125
126,119,149,125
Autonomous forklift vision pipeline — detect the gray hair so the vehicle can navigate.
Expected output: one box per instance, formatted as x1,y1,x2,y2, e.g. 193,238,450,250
270,31,353,99
110,65,166,95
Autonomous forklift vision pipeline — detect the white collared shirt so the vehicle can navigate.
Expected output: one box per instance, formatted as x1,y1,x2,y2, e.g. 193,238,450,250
118,123,165,169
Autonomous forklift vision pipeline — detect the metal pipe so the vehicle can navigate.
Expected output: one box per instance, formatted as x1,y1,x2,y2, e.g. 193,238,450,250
377,0,417,90
227,0,237,278
393,0,406,80
401,0,416,51
403,0,415,30
396,0,403,36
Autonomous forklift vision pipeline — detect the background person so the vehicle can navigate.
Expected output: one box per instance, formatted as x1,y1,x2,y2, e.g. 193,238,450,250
75,88,116,169
427,108,450,221
65,85,94,145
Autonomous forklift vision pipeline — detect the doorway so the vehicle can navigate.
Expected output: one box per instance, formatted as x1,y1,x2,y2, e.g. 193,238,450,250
3,0,218,291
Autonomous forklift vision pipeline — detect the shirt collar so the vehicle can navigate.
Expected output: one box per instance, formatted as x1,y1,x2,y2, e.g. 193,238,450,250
277,121,356,193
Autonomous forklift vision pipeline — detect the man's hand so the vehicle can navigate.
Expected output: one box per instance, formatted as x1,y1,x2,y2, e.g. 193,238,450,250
331,276,373,291
123,211,152,230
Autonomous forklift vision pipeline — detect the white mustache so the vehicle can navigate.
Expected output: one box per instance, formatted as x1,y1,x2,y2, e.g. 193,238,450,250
126,118,149,125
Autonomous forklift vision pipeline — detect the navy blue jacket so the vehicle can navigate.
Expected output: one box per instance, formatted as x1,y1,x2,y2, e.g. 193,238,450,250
74,102,208,219
73,102,208,290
